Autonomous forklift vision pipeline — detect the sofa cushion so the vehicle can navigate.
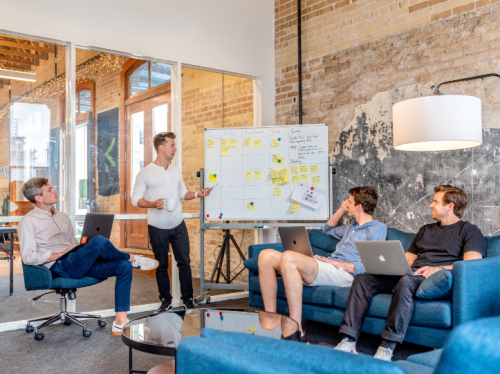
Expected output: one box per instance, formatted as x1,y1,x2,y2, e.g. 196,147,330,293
244,257,259,274
406,349,443,368
485,235,500,258
416,270,453,300
308,229,338,257
333,287,452,328
386,228,415,252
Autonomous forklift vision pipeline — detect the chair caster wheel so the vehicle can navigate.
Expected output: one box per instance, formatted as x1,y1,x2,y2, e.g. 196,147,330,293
34,332,44,341
26,324,34,333
98,320,106,328
64,320,72,326
83,329,92,337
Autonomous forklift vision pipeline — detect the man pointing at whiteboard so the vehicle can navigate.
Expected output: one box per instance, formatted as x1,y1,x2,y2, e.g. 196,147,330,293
132,132,211,312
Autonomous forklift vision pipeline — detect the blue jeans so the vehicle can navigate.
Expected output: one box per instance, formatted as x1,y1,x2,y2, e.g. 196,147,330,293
50,235,132,312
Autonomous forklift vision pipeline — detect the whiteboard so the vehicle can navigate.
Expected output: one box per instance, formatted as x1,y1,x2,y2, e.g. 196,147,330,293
203,125,329,220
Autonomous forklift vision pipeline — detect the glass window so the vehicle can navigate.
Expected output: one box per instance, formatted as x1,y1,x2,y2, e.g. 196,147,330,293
150,62,171,87
130,62,148,95
79,90,91,113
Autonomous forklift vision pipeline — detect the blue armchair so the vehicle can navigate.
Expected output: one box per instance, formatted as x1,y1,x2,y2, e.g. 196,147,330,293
23,262,107,341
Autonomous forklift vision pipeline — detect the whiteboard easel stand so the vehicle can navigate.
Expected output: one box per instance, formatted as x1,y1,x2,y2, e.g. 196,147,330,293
195,166,335,305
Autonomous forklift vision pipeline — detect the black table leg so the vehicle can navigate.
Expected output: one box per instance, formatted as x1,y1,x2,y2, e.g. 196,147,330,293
9,233,13,296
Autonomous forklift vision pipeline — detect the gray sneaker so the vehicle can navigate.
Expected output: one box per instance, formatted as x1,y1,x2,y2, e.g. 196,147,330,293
334,337,358,354
131,255,159,271
374,346,394,361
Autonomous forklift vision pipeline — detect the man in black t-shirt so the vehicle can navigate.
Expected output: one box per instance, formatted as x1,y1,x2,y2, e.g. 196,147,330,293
335,185,486,361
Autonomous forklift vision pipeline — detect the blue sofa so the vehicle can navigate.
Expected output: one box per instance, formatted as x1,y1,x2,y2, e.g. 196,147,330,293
243,228,500,348
176,316,500,374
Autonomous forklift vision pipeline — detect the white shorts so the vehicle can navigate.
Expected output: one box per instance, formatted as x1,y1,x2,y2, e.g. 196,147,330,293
307,259,354,287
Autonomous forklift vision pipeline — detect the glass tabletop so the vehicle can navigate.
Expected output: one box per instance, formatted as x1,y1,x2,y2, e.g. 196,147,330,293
122,308,299,355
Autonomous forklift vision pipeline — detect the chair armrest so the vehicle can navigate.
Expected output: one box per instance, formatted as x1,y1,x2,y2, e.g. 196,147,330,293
22,263,53,291
452,257,500,326
248,243,284,259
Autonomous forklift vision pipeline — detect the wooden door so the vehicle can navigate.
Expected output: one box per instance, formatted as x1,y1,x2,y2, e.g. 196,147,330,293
124,92,171,249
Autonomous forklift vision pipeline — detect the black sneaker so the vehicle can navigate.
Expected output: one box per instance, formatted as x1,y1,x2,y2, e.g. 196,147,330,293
182,298,195,309
154,298,172,314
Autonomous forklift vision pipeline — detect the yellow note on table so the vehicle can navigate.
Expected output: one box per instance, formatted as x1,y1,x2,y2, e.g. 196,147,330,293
291,166,299,174
221,139,229,147
272,178,280,186
291,201,300,212
301,174,309,183
245,170,254,180
312,176,321,185
207,139,215,148
244,138,252,147
246,202,255,211
221,148,229,156
272,139,280,147
270,169,279,178
310,165,319,173
272,154,281,164
254,139,262,148
248,325,256,334
255,171,263,179
300,165,308,173
229,139,238,148
274,187,282,196
209,173,218,182
291,175,299,184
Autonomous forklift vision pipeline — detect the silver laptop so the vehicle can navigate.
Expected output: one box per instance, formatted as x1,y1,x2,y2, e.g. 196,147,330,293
354,241,413,276
278,226,314,257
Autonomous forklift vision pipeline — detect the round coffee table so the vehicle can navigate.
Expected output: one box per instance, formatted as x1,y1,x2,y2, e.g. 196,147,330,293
121,308,299,374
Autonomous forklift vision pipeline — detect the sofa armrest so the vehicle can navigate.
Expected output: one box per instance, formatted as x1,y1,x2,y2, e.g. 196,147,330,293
452,257,500,326
22,263,53,291
248,243,284,259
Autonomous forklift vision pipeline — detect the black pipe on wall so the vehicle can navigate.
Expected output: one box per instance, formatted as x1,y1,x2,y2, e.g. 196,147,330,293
297,0,303,124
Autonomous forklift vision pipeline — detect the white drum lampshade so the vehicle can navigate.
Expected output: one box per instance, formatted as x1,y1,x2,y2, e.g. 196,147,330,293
393,95,482,151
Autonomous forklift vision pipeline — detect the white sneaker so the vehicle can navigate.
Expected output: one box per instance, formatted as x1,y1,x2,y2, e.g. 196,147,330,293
334,337,358,354
131,255,159,271
374,346,394,362
111,319,129,336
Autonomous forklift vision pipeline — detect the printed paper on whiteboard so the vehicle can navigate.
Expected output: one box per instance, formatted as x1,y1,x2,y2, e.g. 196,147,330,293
291,183,326,210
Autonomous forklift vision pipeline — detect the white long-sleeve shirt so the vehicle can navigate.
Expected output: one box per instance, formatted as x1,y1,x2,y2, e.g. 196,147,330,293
131,162,188,230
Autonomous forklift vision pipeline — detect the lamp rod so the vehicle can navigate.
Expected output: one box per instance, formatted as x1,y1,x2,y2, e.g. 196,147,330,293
434,73,500,95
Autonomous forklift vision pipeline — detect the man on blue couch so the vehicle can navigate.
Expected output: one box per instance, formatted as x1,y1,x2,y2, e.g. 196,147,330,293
259,186,387,341
336,184,486,361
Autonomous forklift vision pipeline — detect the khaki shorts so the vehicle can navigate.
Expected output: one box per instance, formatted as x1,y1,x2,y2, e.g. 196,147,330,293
307,259,354,287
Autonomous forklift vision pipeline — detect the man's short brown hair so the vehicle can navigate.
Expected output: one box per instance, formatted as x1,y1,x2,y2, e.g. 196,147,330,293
153,132,176,152
348,186,379,215
21,178,49,204
434,184,468,218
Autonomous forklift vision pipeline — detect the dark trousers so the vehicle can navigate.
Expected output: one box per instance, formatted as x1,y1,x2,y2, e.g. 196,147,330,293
148,220,193,304
339,274,425,343
50,235,132,312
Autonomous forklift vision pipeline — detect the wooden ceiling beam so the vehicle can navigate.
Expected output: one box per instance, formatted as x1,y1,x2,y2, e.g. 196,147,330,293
0,47,48,60
0,39,55,54
0,54,38,66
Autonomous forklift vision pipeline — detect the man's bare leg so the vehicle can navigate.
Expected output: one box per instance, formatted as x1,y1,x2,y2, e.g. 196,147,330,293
258,249,284,313
280,251,319,332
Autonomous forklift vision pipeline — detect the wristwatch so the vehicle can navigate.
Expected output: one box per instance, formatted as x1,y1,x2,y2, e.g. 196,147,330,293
438,266,446,271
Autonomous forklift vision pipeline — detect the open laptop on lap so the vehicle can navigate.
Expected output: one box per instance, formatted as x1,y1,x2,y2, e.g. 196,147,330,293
354,241,414,276
278,226,314,257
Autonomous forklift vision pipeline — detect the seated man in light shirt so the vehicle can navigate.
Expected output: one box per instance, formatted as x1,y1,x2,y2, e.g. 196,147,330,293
258,186,387,341
18,177,159,336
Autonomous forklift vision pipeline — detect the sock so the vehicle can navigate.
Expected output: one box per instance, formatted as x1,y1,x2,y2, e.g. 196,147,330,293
381,339,397,350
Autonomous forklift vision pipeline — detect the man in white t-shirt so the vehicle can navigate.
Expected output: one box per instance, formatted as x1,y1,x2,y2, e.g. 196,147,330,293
132,132,210,312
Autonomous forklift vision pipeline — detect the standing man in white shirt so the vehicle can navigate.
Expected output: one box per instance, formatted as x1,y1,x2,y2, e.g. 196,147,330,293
132,132,210,312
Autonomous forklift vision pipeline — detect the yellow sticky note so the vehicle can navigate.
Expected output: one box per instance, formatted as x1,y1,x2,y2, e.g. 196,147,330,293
291,175,299,184
221,148,229,156
272,178,280,186
310,165,319,173
300,165,308,173
274,187,282,196
254,139,262,148
221,139,229,147
312,176,321,185
272,139,280,147
209,173,218,182
255,171,263,179
270,169,279,178
244,138,252,147
248,325,256,334
246,202,255,211
301,174,309,183
272,154,280,164
229,139,238,148
291,201,300,212
245,170,254,180
279,168,289,177
291,166,299,174
207,139,215,148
